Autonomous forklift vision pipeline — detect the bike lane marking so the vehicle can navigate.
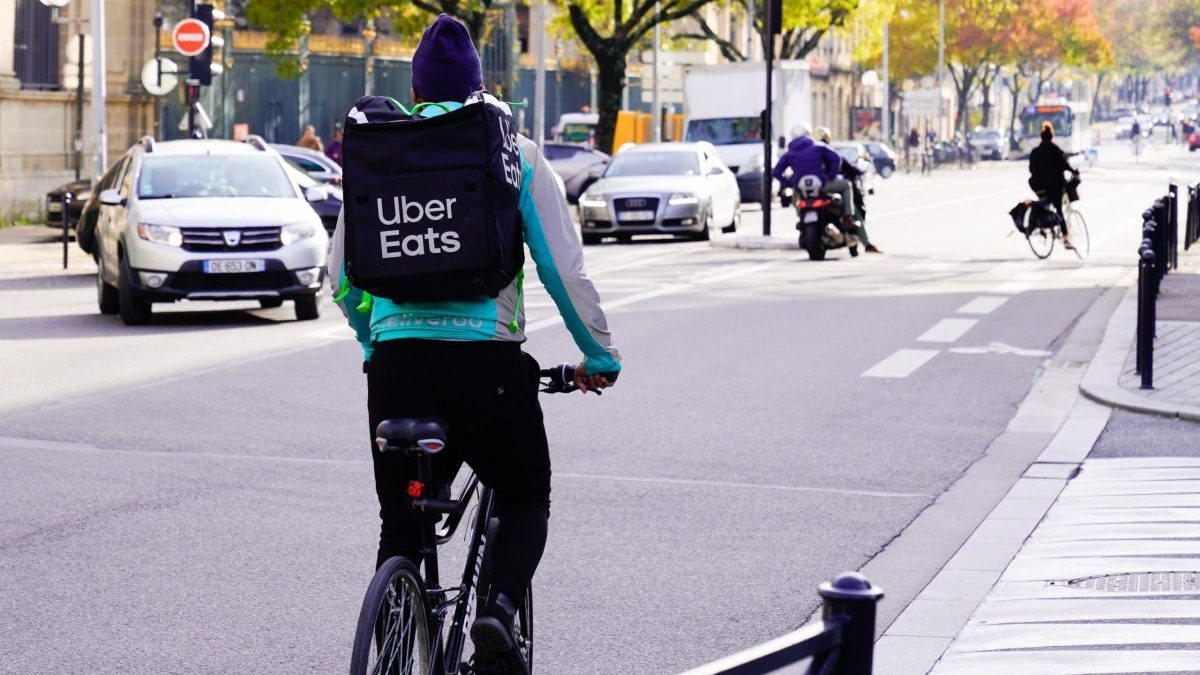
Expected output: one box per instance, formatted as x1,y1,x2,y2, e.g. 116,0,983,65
918,318,979,343
957,296,1009,315
861,349,940,378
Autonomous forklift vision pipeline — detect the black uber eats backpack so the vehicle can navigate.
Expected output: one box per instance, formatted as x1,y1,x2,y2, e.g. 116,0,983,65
341,93,524,302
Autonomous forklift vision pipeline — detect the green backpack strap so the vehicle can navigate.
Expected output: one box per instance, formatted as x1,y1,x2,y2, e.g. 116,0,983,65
383,97,412,115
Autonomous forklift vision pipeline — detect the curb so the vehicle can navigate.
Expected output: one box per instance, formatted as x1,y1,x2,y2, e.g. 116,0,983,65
1078,284,1200,422
709,234,798,251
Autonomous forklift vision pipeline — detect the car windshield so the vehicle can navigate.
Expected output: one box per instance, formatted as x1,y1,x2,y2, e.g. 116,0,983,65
283,159,319,188
604,151,700,177
685,117,762,145
137,155,296,199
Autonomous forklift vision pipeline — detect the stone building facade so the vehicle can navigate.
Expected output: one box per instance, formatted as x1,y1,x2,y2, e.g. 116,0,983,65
0,0,156,219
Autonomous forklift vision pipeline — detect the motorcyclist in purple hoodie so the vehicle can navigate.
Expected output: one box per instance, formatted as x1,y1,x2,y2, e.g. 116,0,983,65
771,124,855,228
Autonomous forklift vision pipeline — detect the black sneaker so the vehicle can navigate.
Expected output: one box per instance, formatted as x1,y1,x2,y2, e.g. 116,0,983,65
470,592,529,675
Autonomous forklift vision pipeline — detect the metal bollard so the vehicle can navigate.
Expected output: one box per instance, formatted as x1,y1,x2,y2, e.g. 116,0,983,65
61,192,71,270
819,572,884,675
1139,247,1156,390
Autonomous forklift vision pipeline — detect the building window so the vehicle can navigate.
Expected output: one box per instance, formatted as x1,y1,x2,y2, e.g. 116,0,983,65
13,0,61,90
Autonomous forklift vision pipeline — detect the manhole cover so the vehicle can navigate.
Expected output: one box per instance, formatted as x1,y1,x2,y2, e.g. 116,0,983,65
1066,571,1200,592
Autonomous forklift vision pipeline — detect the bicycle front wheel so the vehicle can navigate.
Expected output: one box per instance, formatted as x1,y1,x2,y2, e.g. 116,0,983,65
350,557,431,675
1068,210,1090,259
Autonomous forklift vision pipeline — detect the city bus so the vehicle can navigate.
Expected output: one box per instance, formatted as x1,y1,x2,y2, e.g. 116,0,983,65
1017,103,1091,156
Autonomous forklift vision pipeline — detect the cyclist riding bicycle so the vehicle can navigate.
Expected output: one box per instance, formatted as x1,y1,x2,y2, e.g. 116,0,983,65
328,14,621,673
1028,121,1076,249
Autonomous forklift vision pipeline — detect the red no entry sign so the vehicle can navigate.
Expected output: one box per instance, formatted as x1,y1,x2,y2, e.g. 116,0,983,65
172,18,210,57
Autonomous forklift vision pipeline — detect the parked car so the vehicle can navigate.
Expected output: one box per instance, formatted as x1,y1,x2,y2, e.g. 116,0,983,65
860,141,897,178
543,142,609,203
577,142,741,245
828,141,873,175
968,128,1005,160
270,144,342,184
45,178,93,229
281,158,342,234
93,135,328,325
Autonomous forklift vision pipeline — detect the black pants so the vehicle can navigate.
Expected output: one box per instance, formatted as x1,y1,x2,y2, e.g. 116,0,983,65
367,339,551,604
1044,187,1068,237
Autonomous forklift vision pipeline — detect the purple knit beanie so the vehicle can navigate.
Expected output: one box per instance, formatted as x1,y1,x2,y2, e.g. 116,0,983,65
411,14,483,103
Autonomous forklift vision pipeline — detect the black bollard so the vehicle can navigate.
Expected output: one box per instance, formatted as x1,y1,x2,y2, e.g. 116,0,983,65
819,572,884,675
1140,247,1156,390
61,192,71,270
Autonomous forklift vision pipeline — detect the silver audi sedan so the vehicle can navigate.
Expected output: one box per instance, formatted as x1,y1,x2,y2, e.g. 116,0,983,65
577,142,741,244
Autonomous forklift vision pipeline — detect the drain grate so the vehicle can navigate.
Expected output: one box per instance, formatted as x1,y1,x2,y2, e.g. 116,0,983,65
1066,571,1200,592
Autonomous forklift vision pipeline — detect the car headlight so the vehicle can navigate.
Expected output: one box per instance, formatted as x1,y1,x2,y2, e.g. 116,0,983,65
668,193,699,206
579,194,607,209
280,222,317,246
137,223,183,247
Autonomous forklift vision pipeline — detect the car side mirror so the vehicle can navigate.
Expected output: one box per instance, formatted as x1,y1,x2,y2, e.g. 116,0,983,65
708,166,723,176
98,188,124,206
305,186,329,203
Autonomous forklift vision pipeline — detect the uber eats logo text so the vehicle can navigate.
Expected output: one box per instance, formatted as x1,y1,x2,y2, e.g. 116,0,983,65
376,195,462,258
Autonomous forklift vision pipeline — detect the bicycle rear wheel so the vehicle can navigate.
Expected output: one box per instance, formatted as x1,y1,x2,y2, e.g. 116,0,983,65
350,557,431,675
1068,210,1090,259
1027,226,1055,259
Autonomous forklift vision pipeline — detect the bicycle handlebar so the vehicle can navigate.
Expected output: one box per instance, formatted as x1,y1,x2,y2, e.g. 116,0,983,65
539,363,619,395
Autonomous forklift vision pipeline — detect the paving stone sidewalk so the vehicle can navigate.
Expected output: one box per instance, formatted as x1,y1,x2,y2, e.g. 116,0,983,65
1117,272,1200,410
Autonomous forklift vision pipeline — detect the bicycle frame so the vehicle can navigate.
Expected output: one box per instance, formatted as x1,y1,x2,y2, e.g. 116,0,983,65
409,457,496,675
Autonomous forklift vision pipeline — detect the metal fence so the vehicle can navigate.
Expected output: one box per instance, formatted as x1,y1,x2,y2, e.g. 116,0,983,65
158,52,595,144
1136,187,1182,389
1187,183,1200,251
678,572,883,675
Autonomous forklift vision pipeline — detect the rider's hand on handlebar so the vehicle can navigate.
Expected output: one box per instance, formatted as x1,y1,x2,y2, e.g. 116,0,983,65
573,369,614,394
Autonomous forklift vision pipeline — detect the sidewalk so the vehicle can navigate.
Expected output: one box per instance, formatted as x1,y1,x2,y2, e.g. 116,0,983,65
878,248,1200,673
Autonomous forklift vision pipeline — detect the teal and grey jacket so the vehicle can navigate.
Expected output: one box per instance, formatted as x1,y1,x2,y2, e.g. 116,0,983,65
327,93,621,375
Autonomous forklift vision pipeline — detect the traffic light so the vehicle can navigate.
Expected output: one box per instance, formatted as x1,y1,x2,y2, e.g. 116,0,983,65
189,3,215,85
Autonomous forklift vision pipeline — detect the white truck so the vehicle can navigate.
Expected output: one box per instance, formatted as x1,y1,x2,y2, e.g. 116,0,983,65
682,61,812,203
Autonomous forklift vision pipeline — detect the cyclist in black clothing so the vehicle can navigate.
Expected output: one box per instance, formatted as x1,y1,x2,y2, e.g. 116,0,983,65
1028,121,1075,248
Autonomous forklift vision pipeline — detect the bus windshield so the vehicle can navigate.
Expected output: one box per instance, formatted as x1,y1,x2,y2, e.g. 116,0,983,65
1020,108,1073,139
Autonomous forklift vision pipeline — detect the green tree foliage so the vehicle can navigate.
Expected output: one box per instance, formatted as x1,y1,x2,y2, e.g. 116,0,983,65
244,0,484,78
564,0,726,153
681,0,858,62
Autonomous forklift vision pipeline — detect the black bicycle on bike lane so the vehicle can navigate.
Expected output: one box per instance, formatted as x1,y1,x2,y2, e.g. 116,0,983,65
349,364,595,675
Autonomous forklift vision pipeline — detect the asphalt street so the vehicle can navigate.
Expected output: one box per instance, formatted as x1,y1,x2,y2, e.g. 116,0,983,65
0,140,1187,673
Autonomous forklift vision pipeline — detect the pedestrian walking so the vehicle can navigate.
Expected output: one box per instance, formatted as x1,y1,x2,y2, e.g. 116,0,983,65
297,124,324,152
325,123,344,166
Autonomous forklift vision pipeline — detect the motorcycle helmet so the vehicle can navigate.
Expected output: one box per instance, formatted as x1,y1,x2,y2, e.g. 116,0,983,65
790,124,811,139
814,126,832,143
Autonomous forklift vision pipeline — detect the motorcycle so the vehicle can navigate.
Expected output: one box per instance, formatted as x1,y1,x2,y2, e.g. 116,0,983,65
781,174,861,261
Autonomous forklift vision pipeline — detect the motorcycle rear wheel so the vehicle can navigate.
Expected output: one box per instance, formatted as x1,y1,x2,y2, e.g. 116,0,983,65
804,224,826,261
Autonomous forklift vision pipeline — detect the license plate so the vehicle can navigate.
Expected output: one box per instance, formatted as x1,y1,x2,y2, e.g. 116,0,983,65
203,259,265,274
618,210,655,222
48,202,62,213
803,211,819,223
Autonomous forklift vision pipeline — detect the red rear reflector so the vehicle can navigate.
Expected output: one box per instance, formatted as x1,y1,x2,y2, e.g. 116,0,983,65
407,481,425,499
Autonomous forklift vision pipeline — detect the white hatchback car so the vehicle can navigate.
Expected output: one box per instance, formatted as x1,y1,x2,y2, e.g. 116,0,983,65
93,136,329,325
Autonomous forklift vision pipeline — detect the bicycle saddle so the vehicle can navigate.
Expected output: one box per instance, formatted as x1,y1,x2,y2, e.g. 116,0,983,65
375,417,448,455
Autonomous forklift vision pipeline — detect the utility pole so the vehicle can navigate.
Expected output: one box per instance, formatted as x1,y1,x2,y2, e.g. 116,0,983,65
882,21,890,149
91,0,106,175
937,0,945,140
762,0,776,236
652,0,661,142
533,0,546,147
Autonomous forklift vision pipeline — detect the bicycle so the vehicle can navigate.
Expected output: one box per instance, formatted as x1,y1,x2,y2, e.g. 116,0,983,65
1024,179,1089,260
349,363,591,675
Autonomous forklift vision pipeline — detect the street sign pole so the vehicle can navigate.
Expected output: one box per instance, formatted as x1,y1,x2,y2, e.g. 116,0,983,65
91,0,106,176
762,0,776,236
74,32,84,180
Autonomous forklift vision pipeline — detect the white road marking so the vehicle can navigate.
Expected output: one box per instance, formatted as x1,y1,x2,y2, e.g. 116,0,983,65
554,471,933,499
948,342,1051,357
990,280,1035,295
861,349,939,378
956,296,1008,315
917,318,978,343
